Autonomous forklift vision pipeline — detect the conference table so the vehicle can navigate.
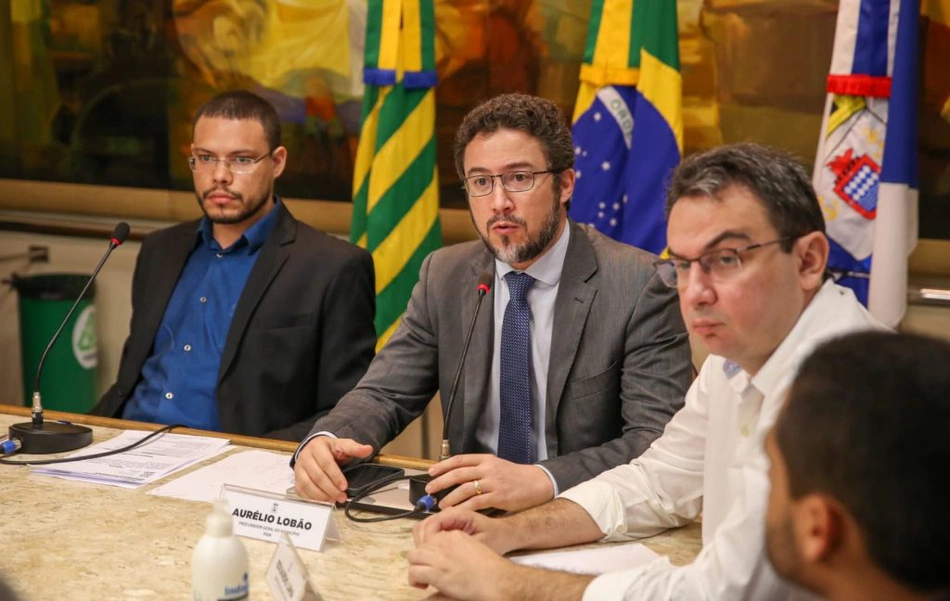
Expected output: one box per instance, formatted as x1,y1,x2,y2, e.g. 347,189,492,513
0,406,702,600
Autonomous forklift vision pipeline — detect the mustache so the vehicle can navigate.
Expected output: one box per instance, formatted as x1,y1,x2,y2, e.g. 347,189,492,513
202,186,243,201
487,214,526,228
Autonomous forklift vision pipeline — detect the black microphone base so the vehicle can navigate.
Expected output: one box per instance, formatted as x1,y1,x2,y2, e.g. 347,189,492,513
409,474,459,509
9,421,93,454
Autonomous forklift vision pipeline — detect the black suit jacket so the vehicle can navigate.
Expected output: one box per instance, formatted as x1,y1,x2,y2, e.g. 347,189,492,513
93,202,377,441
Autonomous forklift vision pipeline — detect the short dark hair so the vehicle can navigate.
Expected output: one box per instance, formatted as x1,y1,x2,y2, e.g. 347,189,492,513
665,142,825,252
777,331,950,591
454,94,574,208
0,573,21,601
193,90,282,151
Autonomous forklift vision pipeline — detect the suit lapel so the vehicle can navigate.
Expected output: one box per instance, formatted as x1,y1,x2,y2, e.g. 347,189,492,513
546,222,597,439
217,204,294,384
459,250,495,452
139,224,197,354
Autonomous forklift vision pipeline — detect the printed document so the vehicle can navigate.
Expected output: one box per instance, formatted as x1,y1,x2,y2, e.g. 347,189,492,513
510,542,660,575
31,430,230,488
149,449,295,503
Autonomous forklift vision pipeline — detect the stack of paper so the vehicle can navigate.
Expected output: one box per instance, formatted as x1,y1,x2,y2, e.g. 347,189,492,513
149,450,295,503
510,542,660,575
31,430,230,488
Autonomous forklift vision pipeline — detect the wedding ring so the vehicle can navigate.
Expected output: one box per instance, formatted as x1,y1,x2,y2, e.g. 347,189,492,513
473,479,484,495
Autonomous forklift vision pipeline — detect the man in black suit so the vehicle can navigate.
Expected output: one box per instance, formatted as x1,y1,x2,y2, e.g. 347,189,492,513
93,90,376,441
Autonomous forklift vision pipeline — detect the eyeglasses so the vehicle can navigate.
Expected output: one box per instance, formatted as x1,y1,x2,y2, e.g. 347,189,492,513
188,152,271,174
653,238,791,288
462,170,557,197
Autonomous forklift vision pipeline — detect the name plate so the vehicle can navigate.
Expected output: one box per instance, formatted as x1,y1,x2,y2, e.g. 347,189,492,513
222,485,340,552
267,534,323,601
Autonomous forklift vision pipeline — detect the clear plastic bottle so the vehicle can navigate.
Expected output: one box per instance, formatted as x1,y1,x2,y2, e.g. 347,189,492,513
192,499,249,600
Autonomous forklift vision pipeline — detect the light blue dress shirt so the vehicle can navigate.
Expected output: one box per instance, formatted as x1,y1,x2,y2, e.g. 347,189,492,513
476,224,571,487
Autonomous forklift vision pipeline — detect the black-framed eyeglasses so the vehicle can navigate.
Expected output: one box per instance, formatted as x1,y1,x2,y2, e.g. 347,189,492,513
461,169,558,197
653,238,792,288
188,152,272,174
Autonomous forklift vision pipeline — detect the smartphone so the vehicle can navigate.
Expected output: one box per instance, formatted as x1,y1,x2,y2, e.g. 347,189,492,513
342,463,405,498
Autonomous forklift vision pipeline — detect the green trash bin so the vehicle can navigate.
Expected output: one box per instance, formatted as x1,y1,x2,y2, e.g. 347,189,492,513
12,273,98,413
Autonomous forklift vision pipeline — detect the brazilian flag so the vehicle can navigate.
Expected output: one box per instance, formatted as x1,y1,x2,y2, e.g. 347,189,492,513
351,0,442,349
569,0,682,255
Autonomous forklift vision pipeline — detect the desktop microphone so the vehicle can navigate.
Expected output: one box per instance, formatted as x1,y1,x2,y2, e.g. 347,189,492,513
440,271,492,461
409,271,492,508
8,222,131,454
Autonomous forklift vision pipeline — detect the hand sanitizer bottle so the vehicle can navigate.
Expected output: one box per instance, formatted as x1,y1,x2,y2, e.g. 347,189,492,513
192,499,249,600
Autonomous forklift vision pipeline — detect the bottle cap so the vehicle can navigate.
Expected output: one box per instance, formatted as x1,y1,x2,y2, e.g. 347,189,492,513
206,499,234,537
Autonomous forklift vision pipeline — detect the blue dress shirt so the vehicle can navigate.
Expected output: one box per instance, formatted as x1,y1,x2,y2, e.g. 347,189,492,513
122,200,281,429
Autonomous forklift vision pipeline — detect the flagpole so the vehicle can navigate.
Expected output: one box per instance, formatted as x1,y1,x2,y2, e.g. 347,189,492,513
812,94,834,183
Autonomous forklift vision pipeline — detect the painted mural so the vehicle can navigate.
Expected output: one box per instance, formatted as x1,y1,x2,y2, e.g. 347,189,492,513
0,0,946,236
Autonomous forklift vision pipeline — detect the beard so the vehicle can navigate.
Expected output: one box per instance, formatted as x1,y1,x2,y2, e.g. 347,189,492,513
474,190,563,265
196,185,272,225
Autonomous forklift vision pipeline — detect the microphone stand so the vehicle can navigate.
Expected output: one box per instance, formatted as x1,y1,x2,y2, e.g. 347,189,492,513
439,274,492,460
8,224,129,454
409,272,492,509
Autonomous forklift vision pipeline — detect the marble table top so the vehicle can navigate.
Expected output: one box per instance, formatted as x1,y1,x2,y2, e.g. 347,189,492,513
0,407,701,600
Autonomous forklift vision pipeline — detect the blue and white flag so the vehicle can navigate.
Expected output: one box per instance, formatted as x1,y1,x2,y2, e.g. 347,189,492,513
814,0,919,327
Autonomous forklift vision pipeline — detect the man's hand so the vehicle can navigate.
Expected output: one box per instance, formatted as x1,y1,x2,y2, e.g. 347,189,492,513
408,531,518,600
415,499,606,559
293,436,374,503
425,454,555,512
413,507,516,554
408,531,593,601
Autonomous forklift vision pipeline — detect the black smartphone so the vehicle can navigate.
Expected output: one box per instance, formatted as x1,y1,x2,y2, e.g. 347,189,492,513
342,463,405,498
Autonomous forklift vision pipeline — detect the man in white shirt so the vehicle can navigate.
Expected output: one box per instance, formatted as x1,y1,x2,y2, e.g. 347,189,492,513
409,142,887,600
765,331,950,601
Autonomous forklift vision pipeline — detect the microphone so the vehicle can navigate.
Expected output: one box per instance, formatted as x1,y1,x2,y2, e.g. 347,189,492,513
8,222,131,454
409,271,492,509
440,271,493,461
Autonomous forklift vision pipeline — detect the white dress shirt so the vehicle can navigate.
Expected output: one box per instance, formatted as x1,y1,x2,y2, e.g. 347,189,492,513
476,224,571,465
559,281,887,601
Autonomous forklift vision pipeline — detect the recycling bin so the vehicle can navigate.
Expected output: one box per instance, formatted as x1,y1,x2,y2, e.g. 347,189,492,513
11,273,98,412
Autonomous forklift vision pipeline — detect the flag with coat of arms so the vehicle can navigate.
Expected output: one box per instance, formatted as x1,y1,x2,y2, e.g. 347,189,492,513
569,0,682,255
813,0,919,327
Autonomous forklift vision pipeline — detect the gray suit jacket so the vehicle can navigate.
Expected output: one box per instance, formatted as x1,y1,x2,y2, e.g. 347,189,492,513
309,221,691,491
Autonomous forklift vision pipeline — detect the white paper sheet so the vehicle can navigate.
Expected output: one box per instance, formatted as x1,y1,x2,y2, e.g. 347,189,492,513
510,542,660,575
149,449,295,502
31,430,231,488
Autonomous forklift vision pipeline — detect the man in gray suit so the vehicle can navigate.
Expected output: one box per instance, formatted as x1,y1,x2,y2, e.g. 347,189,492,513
293,93,692,511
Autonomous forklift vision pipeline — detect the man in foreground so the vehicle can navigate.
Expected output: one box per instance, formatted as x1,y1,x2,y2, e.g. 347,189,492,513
294,93,692,511
94,90,376,441
766,331,950,601
409,142,886,600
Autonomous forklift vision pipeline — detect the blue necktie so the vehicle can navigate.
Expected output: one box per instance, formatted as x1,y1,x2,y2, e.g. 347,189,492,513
498,271,535,464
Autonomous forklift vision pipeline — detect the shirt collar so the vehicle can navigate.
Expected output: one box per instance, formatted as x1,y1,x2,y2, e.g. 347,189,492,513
724,361,754,396
748,278,840,396
196,196,282,253
495,220,571,286
721,279,840,397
